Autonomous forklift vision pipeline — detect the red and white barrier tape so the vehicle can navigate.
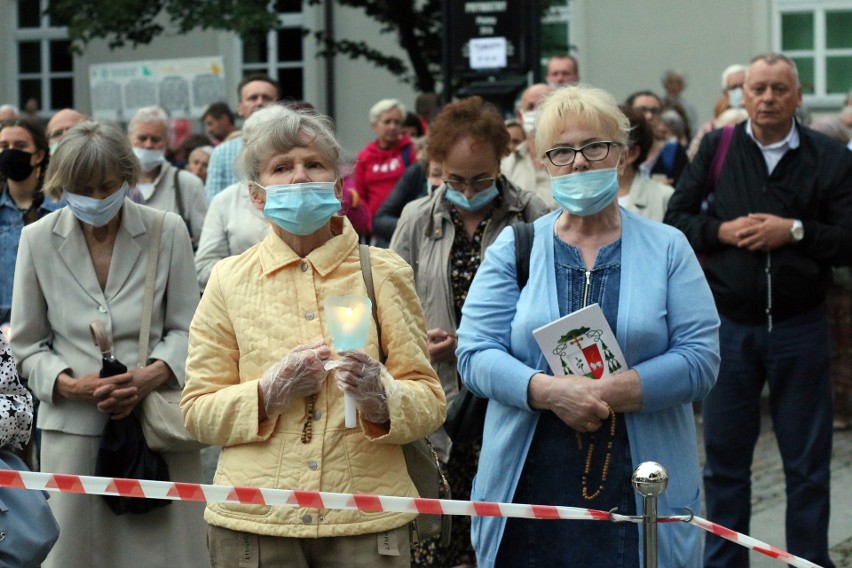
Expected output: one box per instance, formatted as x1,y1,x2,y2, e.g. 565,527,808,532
0,469,822,568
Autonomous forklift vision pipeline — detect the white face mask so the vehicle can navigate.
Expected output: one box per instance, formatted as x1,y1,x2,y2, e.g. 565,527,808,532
133,147,166,173
727,87,743,108
521,110,538,135
64,183,129,227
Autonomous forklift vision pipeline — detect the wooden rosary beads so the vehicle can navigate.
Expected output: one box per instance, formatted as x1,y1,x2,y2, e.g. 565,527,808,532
581,407,617,501
301,394,317,444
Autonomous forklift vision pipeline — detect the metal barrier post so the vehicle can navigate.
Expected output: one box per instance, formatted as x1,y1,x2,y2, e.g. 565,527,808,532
632,462,669,568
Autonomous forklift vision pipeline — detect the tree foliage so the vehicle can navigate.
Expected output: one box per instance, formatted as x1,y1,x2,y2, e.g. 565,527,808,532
48,0,560,93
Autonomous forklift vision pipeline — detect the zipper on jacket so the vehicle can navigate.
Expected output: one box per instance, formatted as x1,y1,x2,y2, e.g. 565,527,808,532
765,252,773,332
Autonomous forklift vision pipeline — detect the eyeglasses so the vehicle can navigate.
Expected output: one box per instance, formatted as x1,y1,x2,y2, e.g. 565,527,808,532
544,141,621,167
634,106,662,116
444,177,496,193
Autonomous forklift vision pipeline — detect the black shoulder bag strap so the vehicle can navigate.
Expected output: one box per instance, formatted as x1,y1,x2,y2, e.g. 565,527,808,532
511,221,535,290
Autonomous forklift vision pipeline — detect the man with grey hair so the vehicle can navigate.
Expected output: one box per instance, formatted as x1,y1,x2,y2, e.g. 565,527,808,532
501,83,555,209
666,53,852,568
128,106,207,247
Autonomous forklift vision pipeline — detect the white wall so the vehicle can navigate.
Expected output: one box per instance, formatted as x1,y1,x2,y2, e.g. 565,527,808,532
575,0,771,127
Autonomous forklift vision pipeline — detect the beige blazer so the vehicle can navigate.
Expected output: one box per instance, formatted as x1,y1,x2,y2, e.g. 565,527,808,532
10,201,199,436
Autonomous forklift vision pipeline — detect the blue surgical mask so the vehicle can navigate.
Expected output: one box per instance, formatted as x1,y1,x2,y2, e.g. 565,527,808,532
64,183,129,227
551,167,619,216
259,181,340,236
727,87,743,108
444,183,500,212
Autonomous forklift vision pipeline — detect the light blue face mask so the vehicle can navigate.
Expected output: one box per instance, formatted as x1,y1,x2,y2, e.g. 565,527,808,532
259,181,340,236
64,183,129,227
444,183,500,212
551,167,619,216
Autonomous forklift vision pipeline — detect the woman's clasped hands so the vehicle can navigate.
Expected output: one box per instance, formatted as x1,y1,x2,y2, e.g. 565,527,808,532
530,372,611,433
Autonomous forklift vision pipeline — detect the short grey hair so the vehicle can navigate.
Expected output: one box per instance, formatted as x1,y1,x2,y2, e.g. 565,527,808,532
128,105,169,135
720,64,746,90
237,104,342,182
0,104,18,115
368,98,405,125
190,145,214,158
43,120,140,201
747,53,800,87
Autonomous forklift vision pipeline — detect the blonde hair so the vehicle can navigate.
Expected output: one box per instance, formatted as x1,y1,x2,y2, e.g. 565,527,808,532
43,120,140,201
535,85,630,160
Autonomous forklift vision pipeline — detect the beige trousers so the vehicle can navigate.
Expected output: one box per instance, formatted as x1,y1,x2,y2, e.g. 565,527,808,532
208,523,411,568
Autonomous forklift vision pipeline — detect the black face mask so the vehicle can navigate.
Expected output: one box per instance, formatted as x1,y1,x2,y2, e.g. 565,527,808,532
0,149,36,182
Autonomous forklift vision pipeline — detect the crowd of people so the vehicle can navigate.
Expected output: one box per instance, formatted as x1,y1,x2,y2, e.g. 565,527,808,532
1,51,851,568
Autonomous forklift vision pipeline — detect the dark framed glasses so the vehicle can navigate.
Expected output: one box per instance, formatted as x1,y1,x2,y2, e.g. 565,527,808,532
544,141,621,167
444,177,496,193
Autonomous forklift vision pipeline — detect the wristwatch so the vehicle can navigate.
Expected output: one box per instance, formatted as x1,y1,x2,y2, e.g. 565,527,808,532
790,219,804,242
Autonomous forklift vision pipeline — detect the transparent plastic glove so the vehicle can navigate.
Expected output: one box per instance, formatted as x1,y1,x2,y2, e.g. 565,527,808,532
259,341,331,417
334,350,391,424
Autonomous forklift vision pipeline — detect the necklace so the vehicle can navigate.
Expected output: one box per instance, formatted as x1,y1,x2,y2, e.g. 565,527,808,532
581,407,616,501
301,394,317,444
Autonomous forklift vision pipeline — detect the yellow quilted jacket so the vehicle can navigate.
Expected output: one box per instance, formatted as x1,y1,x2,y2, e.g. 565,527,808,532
182,217,446,538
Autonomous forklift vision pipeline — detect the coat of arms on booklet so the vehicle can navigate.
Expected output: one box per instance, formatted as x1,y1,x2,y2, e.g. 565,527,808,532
532,303,627,378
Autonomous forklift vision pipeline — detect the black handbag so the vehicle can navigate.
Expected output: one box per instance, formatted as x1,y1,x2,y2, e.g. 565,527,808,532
443,386,488,446
445,222,535,447
91,321,171,515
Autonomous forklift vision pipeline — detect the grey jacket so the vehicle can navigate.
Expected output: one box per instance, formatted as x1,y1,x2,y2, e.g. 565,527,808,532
390,177,549,460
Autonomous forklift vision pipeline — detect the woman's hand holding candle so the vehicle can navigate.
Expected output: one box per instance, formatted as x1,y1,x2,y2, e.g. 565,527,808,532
259,341,331,417
335,350,390,424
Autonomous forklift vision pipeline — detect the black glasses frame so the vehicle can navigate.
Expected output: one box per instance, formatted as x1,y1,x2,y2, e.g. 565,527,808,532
544,141,621,167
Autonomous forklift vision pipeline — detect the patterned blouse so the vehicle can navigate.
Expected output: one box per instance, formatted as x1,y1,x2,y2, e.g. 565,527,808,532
0,335,33,450
448,202,498,323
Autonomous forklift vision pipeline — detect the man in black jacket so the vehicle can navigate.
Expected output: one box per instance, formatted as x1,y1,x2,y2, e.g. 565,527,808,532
665,53,852,568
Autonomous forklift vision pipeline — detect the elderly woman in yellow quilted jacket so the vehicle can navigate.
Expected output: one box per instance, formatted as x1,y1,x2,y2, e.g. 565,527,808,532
182,104,446,568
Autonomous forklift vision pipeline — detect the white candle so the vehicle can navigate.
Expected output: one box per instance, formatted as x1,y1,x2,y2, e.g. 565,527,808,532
323,295,372,429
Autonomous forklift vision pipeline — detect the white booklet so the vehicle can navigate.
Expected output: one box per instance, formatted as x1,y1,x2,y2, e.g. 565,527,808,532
532,303,627,378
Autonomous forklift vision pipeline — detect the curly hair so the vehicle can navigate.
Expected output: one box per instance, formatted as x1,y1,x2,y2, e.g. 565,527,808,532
427,96,508,164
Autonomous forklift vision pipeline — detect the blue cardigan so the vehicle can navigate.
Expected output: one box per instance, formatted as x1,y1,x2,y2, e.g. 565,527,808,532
456,208,720,568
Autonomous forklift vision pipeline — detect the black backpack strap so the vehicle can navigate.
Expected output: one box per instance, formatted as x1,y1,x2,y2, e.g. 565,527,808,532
511,222,534,290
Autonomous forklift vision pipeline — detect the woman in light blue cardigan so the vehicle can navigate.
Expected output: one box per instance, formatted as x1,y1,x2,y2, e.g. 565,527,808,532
456,85,720,568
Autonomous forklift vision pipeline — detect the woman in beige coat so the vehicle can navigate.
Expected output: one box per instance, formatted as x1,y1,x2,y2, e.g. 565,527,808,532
182,104,445,568
10,121,207,567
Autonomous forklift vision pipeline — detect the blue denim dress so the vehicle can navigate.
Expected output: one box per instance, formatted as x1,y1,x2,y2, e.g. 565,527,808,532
496,236,639,567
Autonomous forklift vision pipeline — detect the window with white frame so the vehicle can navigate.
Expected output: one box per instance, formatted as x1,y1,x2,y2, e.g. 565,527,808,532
241,0,305,101
15,0,74,113
540,1,575,76
773,0,852,102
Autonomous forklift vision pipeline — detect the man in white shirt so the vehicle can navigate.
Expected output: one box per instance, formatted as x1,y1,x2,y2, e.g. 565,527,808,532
501,83,555,209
